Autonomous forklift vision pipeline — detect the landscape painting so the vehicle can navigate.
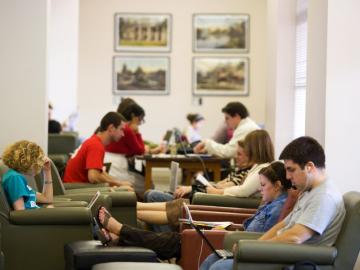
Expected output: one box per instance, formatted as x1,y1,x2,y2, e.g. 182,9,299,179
193,57,249,96
115,13,172,52
113,56,170,95
193,14,249,53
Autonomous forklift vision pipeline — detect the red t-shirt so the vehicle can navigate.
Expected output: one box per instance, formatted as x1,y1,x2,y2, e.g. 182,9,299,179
63,134,104,183
105,124,145,156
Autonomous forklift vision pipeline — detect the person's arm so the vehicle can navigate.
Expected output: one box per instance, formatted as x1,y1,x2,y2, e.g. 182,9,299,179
12,198,26,211
206,185,224,194
193,141,207,154
258,221,286,241
267,224,315,244
124,124,145,155
36,158,53,203
88,169,134,191
174,186,192,198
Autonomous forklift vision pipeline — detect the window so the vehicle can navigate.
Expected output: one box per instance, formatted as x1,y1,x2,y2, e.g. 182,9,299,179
293,0,308,138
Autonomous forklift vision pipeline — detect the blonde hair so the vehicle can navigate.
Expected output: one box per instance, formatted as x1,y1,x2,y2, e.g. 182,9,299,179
2,140,45,174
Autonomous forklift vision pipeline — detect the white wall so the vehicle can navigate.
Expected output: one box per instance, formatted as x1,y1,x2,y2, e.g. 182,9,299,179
266,0,297,157
325,0,360,193
48,0,79,124
77,0,268,141
0,0,48,153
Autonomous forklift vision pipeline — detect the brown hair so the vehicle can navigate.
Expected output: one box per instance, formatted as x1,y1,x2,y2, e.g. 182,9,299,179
244,130,274,165
2,140,45,174
259,161,292,190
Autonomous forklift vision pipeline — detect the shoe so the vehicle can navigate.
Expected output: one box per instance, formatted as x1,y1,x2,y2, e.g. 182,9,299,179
95,228,111,246
96,205,112,229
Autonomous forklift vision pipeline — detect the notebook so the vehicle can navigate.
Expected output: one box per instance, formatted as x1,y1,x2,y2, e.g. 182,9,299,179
169,161,180,193
87,191,101,209
181,203,234,259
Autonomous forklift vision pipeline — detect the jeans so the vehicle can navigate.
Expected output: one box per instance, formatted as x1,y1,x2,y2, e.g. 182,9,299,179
200,253,233,270
144,190,175,232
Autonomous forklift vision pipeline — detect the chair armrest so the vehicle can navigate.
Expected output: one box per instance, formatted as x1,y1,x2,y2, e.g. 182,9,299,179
223,231,263,250
64,182,108,189
234,240,337,265
192,193,261,209
188,204,257,214
105,191,137,206
9,207,92,225
51,201,88,207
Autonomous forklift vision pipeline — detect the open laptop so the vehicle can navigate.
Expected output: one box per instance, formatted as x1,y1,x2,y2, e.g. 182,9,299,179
169,161,180,193
162,130,173,144
182,203,234,259
87,191,101,209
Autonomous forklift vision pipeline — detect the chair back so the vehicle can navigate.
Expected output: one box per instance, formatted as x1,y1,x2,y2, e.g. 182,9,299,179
0,162,11,220
48,133,78,155
332,191,360,269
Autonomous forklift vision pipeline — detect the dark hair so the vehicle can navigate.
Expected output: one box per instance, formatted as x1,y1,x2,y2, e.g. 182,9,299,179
187,113,204,124
117,98,145,121
244,130,274,164
99,112,126,132
279,136,325,169
221,102,249,118
259,161,292,190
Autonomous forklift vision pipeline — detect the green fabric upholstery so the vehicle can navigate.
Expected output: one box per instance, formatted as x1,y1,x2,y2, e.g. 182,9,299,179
192,193,261,209
229,191,360,270
48,133,78,155
92,262,183,270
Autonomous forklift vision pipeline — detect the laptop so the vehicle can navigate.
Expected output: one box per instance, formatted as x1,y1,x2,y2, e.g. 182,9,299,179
169,161,180,193
162,130,173,144
87,191,101,209
182,203,234,259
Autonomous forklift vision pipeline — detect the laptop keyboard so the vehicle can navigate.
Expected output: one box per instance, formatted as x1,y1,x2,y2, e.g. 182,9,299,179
216,249,233,258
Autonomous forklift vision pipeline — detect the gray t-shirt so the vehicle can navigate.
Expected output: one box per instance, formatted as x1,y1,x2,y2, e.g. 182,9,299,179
279,180,345,246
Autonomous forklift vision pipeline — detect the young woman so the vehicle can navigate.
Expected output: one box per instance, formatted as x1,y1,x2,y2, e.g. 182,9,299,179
95,161,291,260
1,140,53,210
184,113,204,144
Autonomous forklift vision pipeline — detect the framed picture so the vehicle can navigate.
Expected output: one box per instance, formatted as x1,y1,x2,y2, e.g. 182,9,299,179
193,57,249,96
114,13,172,52
113,56,170,95
193,14,249,53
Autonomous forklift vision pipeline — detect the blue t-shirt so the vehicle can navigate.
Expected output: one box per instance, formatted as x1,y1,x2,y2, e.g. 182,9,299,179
243,192,287,232
2,169,39,209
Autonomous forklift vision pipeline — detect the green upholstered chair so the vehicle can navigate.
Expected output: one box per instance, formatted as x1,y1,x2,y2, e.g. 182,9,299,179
192,192,261,209
228,191,360,270
0,176,93,270
36,160,138,227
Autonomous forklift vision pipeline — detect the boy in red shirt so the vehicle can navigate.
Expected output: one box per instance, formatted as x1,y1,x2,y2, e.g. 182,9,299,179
64,112,133,190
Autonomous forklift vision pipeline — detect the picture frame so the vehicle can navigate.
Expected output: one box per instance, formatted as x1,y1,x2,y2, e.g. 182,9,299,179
193,14,249,53
193,57,249,96
113,56,170,95
114,13,172,52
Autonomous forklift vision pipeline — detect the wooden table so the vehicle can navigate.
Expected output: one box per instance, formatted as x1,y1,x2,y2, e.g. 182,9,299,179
137,154,228,190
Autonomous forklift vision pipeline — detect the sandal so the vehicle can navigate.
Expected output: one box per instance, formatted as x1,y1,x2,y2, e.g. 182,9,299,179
95,227,111,246
96,205,112,230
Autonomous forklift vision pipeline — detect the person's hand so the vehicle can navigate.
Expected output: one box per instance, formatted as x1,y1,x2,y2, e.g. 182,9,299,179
43,157,51,172
193,142,206,154
174,186,191,198
123,185,134,192
129,121,139,133
206,185,224,195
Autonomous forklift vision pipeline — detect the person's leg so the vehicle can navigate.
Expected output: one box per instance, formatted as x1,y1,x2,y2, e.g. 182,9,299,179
144,190,175,203
137,201,166,211
200,253,223,270
137,210,169,224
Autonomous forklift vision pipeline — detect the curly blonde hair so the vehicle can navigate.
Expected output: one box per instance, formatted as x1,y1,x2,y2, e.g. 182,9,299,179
2,140,45,174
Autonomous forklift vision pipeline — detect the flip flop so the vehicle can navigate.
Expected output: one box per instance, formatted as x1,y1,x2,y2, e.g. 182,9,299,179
96,205,112,230
95,228,111,246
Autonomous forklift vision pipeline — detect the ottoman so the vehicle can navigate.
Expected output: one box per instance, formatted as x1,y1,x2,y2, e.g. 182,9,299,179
92,262,182,270
64,240,158,270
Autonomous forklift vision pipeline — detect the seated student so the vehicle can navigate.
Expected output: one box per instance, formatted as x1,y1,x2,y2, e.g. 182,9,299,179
93,161,290,260
1,140,53,210
184,113,204,144
200,136,346,270
63,112,133,190
48,103,62,134
193,102,259,158
145,129,274,203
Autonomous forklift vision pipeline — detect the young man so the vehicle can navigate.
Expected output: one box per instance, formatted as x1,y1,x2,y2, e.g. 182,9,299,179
63,112,133,190
200,136,345,270
193,102,259,158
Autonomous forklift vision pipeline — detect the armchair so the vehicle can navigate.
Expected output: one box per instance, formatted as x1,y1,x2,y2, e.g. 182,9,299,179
231,191,360,270
0,177,93,270
192,192,261,209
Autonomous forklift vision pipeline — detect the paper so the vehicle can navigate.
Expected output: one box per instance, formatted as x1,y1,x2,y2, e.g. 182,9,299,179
179,219,233,229
135,158,143,172
196,174,210,186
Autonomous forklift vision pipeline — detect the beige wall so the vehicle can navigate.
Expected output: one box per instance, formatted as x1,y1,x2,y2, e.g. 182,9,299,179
77,0,268,141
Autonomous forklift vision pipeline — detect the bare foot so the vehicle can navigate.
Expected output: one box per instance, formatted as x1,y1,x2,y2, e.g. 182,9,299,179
101,228,119,246
98,207,122,234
